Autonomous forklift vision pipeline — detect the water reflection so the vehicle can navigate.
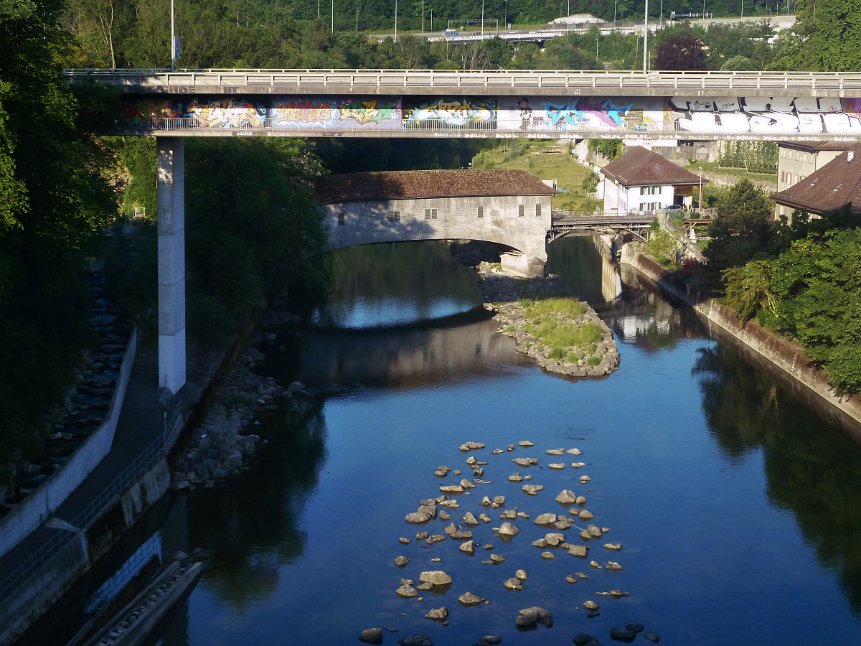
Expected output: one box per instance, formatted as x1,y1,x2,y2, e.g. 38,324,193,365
181,401,326,609
313,242,482,328
693,344,861,611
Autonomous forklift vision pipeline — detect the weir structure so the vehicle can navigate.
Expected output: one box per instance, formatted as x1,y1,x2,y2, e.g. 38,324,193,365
67,68,861,393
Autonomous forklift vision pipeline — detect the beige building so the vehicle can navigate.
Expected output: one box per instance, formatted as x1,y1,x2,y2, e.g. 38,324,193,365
775,142,854,219
772,146,861,218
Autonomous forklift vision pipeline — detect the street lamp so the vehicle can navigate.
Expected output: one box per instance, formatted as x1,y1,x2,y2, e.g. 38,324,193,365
481,0,485,36
394,0,398,41
330,0,334,33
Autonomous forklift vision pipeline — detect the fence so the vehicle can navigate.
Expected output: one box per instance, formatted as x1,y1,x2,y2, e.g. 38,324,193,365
0,374,184,618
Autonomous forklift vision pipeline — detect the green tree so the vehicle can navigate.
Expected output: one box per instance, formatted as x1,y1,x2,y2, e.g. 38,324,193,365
771,0,861,71
769,229,861,393
701,179,772,290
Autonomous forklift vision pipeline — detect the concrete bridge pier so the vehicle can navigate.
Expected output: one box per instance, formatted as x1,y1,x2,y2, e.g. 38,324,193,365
500,252,545,278
156,137,187,394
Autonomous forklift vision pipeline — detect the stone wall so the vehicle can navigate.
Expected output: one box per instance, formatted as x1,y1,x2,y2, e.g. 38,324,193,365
621,246,861,441
323,194,552,262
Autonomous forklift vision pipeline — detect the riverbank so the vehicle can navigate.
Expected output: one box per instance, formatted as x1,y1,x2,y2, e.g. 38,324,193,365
476,262,620,378
621,245,861,442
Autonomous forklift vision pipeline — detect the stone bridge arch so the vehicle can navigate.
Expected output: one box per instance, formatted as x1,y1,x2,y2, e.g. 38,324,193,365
316,170,554,276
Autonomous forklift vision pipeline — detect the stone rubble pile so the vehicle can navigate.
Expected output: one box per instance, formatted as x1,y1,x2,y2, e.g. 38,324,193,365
172,346,306,491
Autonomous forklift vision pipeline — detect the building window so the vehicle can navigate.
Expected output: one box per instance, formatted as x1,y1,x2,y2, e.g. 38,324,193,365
337,212,345,225
535,203,542,217
477,206,484,218
518,204,525,217
639,185,659,196
386,210,400,223
424,208,438,220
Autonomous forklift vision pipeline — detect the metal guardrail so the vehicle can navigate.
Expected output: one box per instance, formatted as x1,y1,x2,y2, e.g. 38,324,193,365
0,393,183,607
62,68,861,94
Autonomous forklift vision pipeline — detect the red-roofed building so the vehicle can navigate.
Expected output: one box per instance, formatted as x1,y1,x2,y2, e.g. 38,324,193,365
599,146,706,215
772,147,861,218
775,142,856,219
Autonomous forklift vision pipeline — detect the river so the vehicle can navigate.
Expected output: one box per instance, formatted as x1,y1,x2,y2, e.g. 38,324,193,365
38,239,861,645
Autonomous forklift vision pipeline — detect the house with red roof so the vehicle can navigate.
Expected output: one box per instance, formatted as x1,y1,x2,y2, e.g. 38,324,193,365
772,147,861,219
599,146,706,215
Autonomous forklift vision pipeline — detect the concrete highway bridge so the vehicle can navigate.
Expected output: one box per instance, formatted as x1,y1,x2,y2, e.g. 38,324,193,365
65,67,861,395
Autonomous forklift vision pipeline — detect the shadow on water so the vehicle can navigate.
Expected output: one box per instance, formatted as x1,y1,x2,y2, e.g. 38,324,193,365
180,399,326,610
693,344,861,612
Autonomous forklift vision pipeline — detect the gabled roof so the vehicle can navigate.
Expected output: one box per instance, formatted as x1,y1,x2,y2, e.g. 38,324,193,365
772,147,861,215
778,141,855,154
314,169,555,204
600,146,704,187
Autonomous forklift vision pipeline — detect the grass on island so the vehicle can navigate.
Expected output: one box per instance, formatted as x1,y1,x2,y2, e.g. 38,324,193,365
518,297,604,364
472,141,601,212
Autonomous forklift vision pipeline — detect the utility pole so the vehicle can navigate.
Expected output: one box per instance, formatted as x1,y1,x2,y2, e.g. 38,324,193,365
331,0,334,33
643,0,649,73
481,0,485,36
170,0,176,70
394,0,398,41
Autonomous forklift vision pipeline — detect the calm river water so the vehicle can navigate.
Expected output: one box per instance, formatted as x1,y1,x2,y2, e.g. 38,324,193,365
48,239,861,645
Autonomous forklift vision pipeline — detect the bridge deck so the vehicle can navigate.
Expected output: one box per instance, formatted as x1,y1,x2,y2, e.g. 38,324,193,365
64,69,861,98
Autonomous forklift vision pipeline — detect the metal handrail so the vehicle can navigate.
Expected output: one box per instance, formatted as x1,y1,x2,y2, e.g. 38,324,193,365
61,68,861,94
0,400,182,604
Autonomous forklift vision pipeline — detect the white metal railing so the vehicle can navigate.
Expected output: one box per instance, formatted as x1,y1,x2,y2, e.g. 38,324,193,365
0,389,183,608
62,68,861,94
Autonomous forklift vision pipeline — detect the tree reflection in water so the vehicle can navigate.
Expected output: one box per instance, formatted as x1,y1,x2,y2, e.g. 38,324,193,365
693,344,861,611
184,399,326,610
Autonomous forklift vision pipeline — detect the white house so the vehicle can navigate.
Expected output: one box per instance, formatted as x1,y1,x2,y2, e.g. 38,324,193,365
599,146,706,214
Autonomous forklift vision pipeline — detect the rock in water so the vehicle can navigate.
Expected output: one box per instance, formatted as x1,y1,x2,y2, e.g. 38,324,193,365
515,606,552,629
396,584,418,598
610,627,637,642
425,607,448,621
497,522,519,537
393,555,411,567
460,540,475,555
555,490,577,504
359,627,383,644
503,577,523,590
645,631,661,643
419,571,452,586
458,592,485,606
398,637,434,646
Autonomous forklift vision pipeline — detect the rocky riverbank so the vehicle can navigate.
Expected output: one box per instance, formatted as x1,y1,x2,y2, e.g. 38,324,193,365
476,262,620,378
172,344,307,491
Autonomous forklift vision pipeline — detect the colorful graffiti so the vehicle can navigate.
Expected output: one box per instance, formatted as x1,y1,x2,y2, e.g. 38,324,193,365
270,97,401,129
118,94,861,136
671,96,861,135
402,97,496,129
185,98,267,128
497,96,666,132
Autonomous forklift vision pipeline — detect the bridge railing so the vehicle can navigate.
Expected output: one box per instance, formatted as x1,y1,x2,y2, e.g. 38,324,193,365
63,68,861,94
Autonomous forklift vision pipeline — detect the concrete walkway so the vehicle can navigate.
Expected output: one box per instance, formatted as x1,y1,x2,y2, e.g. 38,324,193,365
0,344,172,634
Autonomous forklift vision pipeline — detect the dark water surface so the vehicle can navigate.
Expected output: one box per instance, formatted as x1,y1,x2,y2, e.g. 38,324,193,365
59,240,861,645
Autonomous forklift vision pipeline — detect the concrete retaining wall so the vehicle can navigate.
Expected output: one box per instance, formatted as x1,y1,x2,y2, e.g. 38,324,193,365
0,328,138,556
621,246,861,441
120,460,172,528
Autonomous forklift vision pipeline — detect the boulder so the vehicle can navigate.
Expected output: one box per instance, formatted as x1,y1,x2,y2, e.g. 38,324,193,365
555,490,577,504
425,607,448,621
458,592,485,606
515,606,552,629
358,627,383,644
534,513,557,526
419,571,452,586
497,522,519,537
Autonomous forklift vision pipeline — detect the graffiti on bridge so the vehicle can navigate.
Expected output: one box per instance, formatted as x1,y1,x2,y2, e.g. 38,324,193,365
119,94,861,135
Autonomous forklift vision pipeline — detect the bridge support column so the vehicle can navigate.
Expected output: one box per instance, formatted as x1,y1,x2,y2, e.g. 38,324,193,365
157,137,186,394
501,252,545,278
